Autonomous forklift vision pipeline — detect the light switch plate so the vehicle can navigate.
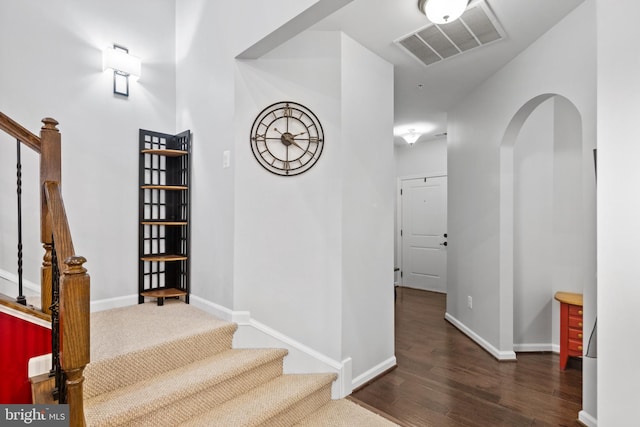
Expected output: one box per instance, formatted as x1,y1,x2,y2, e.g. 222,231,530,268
223,150,230,168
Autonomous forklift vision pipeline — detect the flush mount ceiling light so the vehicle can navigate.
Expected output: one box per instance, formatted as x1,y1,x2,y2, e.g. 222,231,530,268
401,129,421,145
103,44,142,97
418,0,469,24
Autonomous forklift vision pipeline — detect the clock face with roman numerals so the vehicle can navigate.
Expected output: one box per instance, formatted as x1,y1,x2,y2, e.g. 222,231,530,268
250,101,324,176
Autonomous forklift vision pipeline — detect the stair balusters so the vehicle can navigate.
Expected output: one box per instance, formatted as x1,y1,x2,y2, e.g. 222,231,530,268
16,139,26,305
49,238,65,403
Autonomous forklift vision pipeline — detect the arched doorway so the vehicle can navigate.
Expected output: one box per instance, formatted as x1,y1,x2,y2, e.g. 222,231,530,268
499,94,585,354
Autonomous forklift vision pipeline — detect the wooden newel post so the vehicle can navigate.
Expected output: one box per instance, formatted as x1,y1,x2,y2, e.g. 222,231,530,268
40,118,61,312
60,255,90,427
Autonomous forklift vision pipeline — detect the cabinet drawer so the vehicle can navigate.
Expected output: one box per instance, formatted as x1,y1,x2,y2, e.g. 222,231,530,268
568,316,583,330
568,339,583,353
569,305,583,317
569,329,583,341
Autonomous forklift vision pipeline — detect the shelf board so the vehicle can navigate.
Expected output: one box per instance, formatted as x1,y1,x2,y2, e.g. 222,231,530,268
140,288,187,298
141,221,188,226
141,185,188,191
141,149,188,157
141,254,188,262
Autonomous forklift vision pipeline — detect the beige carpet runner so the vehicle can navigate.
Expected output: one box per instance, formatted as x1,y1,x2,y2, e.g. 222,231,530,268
83,301,397,426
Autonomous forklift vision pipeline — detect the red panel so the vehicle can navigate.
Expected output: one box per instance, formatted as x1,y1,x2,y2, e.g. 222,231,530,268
0,311,51,403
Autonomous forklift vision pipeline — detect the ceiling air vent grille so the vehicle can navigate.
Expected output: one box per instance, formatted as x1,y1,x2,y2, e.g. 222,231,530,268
396,0,505,68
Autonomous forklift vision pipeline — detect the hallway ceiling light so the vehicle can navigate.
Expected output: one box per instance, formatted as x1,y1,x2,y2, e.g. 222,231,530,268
418,0,469,24
402,129,421,145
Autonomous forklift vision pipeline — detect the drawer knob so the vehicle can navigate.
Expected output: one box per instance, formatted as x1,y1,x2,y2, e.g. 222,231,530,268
578,310,583,315
579,322,583,327
578,333,583,338
578,346,583,350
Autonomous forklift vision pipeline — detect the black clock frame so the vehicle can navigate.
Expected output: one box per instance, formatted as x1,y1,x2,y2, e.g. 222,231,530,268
250,101,324,176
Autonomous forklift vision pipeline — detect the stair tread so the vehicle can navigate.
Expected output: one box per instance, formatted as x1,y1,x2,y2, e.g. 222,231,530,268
294,399,399,426
178,373,337,427
83,301,389,427
90,300,234,363
85,348,288,426
84,323,238,399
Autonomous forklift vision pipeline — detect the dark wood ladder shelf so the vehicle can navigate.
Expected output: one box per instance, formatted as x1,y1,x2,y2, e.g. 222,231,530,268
141,148,188,157
140,254,188,262
140,221,188,226
141,185,188,191
138,129,191,305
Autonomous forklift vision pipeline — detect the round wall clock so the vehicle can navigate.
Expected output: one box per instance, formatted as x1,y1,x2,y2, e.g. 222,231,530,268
250,101,324,176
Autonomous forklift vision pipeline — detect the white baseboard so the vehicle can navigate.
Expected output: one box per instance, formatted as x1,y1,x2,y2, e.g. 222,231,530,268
191,294,384,399
0,268,141,314
445,312,517,361
513,343,559,353
90,294,138,312
189,295,251,324
27,292,387,399
578,410,597,427
352,355,397,390
0,268,40,295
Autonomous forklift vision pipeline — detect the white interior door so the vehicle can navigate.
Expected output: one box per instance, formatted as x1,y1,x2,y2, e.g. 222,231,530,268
401,176,447,293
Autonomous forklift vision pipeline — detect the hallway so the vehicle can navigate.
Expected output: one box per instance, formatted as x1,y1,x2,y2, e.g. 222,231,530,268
351,288,583,426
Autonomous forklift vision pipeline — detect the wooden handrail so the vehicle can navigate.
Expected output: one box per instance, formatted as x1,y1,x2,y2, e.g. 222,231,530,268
44,182,75,268
0,293,51,322
0,111,41,152
0,113,89,425
44,181,89,427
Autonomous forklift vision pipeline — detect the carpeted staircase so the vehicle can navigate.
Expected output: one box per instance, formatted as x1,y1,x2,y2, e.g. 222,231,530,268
83,301,397,427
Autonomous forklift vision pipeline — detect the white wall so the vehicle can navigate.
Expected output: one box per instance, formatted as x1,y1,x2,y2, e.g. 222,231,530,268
513,98,555,349
177,0,394,390
340,34,395,384
395,137,447,178
0,136,40,291
0,0,177,302
175,0,330,309
234,31,343,361
233,30,394,383
447,0,596,421
512,96,584,351
597,0,640,423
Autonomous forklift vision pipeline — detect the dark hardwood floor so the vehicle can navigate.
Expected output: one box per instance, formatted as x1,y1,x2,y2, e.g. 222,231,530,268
351,287,583,427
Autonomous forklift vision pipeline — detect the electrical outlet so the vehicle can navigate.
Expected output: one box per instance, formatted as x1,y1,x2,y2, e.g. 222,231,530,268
467,296,472,309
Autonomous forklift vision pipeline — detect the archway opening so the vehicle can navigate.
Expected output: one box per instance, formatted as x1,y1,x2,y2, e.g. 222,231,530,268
499,94,584,355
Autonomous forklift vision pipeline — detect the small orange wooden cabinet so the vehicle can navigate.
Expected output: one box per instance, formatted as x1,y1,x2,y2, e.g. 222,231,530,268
554,291,583,370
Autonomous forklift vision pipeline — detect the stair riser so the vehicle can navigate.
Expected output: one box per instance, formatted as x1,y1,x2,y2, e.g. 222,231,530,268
262,383,333,427
85,325,236,398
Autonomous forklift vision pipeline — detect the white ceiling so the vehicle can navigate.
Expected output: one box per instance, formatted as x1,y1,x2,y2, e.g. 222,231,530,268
311,0,585,144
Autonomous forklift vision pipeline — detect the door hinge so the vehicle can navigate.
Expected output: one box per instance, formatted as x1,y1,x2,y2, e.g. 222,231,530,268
400,271,403,278
400,189,403,196
400,229,403,237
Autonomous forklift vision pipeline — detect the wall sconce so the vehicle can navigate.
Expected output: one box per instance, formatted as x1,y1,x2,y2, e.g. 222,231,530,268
401,129,421,145
102,45,141,97
418,0,469,24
